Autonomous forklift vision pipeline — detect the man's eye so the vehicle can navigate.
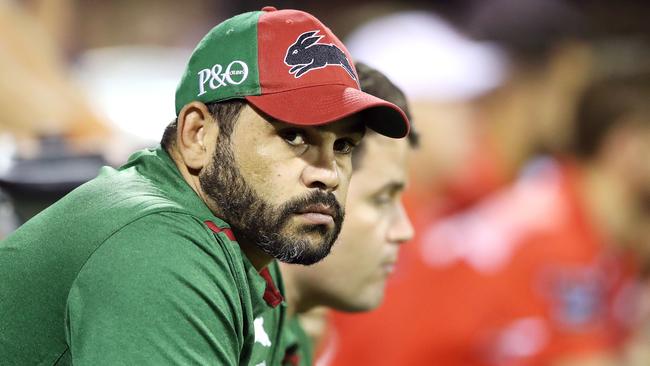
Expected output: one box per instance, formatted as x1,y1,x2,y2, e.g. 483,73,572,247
372,193,393,206
281,130,306,146
372,189,403,208
334,139,356,154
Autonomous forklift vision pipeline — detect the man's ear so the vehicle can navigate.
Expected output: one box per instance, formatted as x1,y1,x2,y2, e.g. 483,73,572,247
176,101,219,170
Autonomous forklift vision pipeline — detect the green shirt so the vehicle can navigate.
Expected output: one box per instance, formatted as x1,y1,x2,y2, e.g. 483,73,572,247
281,316,314,366
0,147,286,365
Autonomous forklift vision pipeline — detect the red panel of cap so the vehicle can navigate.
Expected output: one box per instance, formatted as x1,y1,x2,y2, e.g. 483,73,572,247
256,9,359,94
250,8,410,138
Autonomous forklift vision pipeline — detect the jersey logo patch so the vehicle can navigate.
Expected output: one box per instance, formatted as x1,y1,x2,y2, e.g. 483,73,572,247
254,317,272,347
284,30,356,80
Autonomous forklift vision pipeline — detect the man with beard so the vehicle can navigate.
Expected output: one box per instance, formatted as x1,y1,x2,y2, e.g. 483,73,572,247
279,62,418,366
0,7,409,366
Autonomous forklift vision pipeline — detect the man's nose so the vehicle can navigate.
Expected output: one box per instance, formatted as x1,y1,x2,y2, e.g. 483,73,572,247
301,146,340,191
388,203,414,244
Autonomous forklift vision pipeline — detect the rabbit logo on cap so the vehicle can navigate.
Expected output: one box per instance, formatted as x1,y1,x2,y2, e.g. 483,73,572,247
284,30,357,80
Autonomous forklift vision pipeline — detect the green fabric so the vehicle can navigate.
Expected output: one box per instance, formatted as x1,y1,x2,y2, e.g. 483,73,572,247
0,147,285,365
175,10,262,115
281,315,314,366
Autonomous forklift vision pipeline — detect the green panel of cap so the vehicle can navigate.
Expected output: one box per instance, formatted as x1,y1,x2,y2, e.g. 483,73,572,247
175,11,262,115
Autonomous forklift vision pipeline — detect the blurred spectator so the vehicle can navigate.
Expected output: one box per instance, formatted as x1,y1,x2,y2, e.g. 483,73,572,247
413,69,650,366
556,70,650,365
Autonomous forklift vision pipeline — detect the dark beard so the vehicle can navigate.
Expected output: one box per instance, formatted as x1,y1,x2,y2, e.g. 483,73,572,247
199,136,344,265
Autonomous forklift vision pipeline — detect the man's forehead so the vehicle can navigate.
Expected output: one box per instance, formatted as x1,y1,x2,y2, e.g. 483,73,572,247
362,132,409,162
354,170,407,198
355,135,409,186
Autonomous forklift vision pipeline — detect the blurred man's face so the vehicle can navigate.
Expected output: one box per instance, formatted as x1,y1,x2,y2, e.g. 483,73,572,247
627,123,650,206
612,120,650,216
293,131,414,311
602,119,650,258
200,105,364,265
625,123,650,249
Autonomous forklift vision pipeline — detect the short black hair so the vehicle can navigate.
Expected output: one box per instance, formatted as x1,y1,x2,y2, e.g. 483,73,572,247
160,99,247,152
572,71,650,159
353,62,419,168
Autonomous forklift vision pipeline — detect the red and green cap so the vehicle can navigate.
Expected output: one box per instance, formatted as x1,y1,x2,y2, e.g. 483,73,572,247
175,6,410,138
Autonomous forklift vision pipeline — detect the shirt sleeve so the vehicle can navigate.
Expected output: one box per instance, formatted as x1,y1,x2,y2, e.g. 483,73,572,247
65,212,244,365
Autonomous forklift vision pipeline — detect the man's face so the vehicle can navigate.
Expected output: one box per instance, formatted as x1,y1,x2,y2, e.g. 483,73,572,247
622,122,650,243
199,105,364,265
294,132,414,311
627,123,650,206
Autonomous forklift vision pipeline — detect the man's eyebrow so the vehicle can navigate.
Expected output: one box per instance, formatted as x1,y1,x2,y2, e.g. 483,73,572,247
378,181,406,194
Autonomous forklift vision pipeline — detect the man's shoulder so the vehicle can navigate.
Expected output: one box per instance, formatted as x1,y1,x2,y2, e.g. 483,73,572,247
91,212,245,283
63,213,261,365
69,212,254,331
85,163,186,214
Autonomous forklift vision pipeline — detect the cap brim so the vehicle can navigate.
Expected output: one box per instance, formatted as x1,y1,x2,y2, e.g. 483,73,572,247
245,85,410,138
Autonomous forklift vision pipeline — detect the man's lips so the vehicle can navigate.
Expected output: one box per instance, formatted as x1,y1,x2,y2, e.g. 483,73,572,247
383,261,397,275
297,204,336,217
295,204,336,225
382,255,399,275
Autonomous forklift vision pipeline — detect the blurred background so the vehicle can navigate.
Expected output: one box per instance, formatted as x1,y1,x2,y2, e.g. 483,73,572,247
1,0,649,365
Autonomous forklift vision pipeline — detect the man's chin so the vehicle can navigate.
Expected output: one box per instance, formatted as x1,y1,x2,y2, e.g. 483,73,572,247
271,236,335,265
284,253,328,266
281,220,336,241
256,218,341,265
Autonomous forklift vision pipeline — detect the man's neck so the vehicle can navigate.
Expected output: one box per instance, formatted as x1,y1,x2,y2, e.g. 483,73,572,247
279,265,317,316
239,241,274,271
168,147,207,205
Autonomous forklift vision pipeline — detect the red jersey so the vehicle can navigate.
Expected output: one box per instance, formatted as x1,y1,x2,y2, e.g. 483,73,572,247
322,158,639,366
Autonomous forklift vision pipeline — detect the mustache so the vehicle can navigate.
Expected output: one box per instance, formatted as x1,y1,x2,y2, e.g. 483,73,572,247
281,190,344,222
